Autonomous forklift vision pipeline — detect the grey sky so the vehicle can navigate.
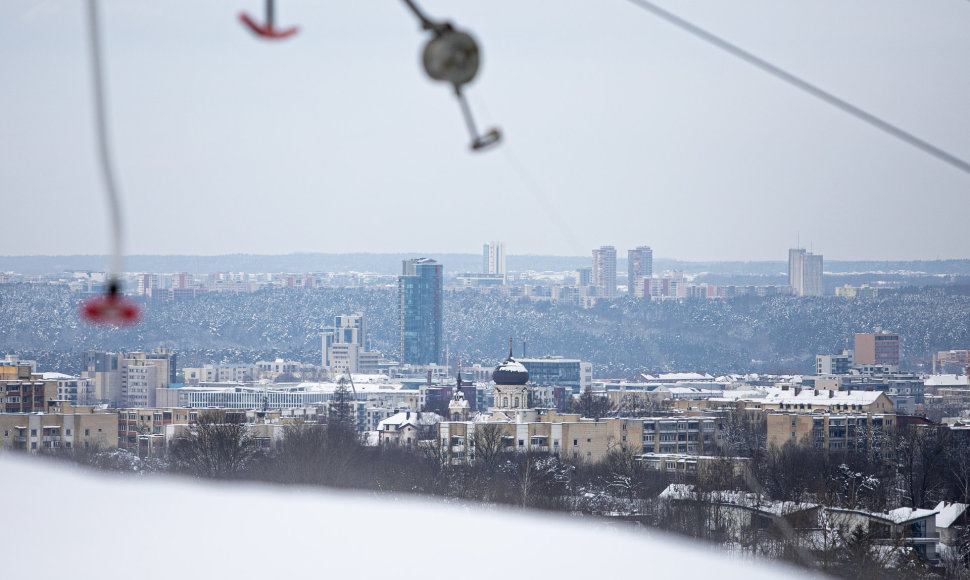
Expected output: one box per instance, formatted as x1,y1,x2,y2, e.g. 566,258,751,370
1,0,968,261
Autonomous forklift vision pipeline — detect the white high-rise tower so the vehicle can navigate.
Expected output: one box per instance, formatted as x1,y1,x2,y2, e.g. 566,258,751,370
788,248,823,296
483,241,506,280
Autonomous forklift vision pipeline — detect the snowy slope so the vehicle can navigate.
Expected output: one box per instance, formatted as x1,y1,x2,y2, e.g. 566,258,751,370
1,457,816,578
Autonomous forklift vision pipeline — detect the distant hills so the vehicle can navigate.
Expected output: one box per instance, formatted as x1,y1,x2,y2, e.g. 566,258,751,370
4,283,970,376
2,254,970,277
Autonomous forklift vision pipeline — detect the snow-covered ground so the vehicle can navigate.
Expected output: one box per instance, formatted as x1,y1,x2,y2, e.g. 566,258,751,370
2,457,816,578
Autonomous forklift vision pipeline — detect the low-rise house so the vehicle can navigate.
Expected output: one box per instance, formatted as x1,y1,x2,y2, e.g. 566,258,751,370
933,501,969,545
658,483,820,539
827,506,939,563
378,411,442,449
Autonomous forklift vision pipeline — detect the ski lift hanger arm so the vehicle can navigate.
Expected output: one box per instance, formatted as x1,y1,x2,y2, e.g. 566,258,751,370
399,0,502,151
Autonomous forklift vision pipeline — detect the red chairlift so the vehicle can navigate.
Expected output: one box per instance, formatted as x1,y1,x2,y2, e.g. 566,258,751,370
80,280,141,327
239,0,298,40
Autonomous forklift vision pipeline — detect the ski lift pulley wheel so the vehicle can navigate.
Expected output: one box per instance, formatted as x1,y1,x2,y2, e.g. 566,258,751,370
422,28,480,87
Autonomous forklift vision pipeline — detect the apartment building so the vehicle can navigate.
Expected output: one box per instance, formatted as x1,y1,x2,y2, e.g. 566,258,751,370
116,407,199,453
854,331,900,367
81,349,176,407
640,416,718,455
767,412,895,453
746,387,895,414
439,413,718,465
1,365,58,413
0,402,117,452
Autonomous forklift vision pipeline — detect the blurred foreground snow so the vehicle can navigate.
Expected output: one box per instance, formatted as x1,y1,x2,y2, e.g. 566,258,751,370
1,457,818,578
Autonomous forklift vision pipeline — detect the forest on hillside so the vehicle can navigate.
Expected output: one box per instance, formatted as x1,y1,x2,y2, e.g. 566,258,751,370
2,283,969,377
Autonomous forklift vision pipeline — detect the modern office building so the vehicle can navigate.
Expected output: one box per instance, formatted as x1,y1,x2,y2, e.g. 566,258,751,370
816,350,854,375
517,356,593,394
628,246,653,297
855,331,900,367
399,258,443,366
323,313,367,367
788,248,823,296
482,241,506,281
592,245,617,298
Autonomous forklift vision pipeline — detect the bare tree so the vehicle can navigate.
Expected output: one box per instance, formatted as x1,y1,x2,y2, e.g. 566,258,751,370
170,410,259,479
571,386,615,419
895,424,950,508
472,423,506,470
949,436,970,505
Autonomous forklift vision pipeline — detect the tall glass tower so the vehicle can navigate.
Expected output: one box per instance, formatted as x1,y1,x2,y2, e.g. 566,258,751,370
399,258,443,365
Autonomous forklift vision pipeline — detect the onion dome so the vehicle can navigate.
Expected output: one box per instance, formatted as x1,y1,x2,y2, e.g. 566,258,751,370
492,341,529,385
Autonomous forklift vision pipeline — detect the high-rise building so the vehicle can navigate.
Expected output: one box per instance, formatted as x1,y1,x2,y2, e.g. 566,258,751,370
592,246,617,299
628,246,653,297
322,313,367,366
483,241,506,281
399,258,443,366
323,313,382,375
81,349,175,407
788,248,823,296
854,331,900,367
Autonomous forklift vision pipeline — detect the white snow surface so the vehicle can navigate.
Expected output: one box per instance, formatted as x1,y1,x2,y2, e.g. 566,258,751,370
1,457,816,579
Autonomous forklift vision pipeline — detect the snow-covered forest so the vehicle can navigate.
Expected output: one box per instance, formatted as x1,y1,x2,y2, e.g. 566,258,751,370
2,283,969,376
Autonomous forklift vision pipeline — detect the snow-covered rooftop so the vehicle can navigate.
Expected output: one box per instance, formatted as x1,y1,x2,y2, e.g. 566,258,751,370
832,506,940,525
377,411,442,430
659,484,818,517
636,372,715,382
879,507,939,525
41,372,78,380
760,388,885,406
925,374,969,387
707,390,765,401
933,501,968,528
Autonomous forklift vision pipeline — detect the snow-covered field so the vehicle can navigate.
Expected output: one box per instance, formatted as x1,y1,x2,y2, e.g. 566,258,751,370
2,457,816,578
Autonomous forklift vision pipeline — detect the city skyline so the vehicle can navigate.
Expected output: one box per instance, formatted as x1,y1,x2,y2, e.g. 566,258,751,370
1,1,968,261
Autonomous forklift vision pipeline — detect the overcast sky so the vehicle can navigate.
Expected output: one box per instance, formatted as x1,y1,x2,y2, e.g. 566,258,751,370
1,0,968,262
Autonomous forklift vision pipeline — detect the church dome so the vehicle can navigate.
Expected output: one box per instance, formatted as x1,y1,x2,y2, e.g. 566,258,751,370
492,354,529,385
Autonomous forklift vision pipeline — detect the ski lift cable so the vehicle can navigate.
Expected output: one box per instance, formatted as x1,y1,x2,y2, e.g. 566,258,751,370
86,0,125,279
623,0,970,176
81,0,140,326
